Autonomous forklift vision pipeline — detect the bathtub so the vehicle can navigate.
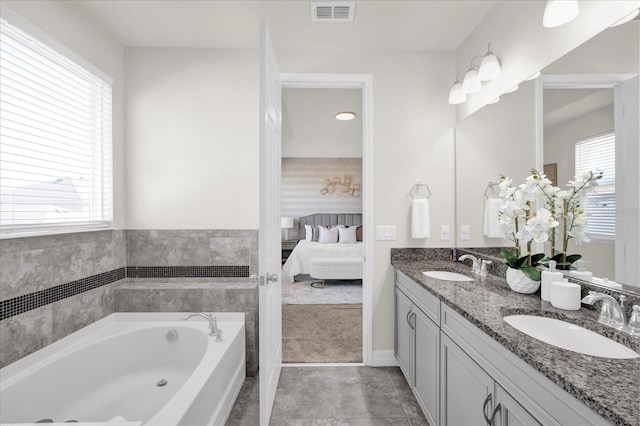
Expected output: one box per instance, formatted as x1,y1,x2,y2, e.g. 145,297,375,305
0,312,245,426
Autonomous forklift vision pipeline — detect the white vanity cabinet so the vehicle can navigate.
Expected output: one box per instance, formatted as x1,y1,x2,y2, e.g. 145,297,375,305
440,332,540,426
395,271,440,426
394,268,613,426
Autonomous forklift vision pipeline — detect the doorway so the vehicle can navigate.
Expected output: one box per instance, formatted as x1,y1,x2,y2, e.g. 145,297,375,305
280,73,374,365
280,88,363,363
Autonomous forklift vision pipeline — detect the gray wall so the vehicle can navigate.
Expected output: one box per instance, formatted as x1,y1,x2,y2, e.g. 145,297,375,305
1,230,126,367
0,229,258,374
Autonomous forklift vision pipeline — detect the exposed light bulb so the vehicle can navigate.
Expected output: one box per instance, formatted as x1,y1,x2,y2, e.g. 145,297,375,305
610,9,639,27
543,0,579,28
448,82,466,104
462,67,482,94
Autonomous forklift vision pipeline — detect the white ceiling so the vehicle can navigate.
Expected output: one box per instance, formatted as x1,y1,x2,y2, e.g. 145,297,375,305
69,0,497,51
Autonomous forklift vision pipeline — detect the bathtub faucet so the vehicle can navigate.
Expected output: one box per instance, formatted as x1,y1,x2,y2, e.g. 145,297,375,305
181,313,223,342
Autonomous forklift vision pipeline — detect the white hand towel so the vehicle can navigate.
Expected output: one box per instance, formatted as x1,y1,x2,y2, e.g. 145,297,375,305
412,198,430,238
484,198,504,238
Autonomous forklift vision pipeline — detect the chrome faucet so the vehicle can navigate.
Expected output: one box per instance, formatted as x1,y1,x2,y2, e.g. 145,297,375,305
181,313,223,341
479,259,493,278
458,254,481,274
581,291,639,336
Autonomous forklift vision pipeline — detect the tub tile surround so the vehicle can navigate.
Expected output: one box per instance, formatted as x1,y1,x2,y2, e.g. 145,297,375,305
114,279,259,376
391,248,640,426
1,229,259,372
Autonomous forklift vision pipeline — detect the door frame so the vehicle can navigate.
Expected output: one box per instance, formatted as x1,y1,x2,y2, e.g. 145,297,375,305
280,73,374,365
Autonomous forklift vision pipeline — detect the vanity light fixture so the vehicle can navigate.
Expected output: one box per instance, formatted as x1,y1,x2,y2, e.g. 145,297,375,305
526,71,541,81
478,44,501,81
610,9,639,27
462,66,482,94
504,85,520,94
543,0,579,28
335,111,356,120
448,81,466,104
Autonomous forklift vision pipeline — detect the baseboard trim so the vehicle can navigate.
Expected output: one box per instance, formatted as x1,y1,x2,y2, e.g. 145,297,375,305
370,350,398,367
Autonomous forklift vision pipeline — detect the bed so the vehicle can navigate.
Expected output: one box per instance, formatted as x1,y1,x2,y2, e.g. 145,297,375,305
282,213,364,283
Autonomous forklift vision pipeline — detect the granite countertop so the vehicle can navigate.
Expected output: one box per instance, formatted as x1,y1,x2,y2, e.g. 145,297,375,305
392,260,640,426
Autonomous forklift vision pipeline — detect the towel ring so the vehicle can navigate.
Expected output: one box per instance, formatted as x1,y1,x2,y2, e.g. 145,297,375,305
484,181,500,199
410,183,431,200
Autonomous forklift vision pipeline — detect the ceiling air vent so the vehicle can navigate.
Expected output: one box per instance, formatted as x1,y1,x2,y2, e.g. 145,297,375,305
311,1,355,22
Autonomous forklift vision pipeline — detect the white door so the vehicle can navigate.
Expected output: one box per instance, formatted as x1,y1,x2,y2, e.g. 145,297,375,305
614,75,639,285
259,21,282,426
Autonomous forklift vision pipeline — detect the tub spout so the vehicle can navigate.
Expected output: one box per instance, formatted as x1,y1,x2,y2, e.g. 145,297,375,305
181,313,223,342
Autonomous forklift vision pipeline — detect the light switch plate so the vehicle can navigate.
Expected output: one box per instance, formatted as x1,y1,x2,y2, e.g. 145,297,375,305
440,225,450,241
376,225,396,241
460,225,470,241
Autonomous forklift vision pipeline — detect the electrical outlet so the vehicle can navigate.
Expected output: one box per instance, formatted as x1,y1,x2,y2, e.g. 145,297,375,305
460,225,470,241
376,225,396,241
440,225,450,241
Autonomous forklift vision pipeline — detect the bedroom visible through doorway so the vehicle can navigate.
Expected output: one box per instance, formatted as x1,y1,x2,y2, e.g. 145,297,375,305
280,87,363,364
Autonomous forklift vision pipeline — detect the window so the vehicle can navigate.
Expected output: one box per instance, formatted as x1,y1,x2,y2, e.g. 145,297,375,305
0,8,113,237
575,131,615,239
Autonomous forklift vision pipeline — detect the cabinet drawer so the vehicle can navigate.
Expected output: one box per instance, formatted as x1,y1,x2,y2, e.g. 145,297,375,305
395,270,440,325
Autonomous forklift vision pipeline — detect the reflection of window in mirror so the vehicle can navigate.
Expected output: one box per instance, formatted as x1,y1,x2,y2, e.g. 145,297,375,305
575,131,616,240
543,163,557,186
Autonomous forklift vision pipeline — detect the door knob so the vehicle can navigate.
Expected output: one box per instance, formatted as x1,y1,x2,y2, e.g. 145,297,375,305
266,273,279,283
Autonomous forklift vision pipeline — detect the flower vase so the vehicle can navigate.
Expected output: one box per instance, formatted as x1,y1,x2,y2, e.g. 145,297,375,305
506,267,540,294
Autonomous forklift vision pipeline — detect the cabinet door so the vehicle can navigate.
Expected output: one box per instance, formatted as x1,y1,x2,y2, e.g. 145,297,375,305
493,384,541,426
395,287,413,381
440,333,494,426
413,308,439,426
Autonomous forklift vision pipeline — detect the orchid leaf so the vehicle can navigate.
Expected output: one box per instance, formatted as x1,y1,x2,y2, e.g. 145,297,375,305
530,253,545,265
501,250,517,268
565,254,582,264
514,255,529,268
520,266,541,281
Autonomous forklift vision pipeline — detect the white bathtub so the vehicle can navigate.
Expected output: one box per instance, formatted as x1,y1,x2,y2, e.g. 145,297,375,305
0,312,245,426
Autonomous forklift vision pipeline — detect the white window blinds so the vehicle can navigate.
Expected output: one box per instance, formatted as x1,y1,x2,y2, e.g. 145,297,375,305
575,131,615,238
0,11,113,237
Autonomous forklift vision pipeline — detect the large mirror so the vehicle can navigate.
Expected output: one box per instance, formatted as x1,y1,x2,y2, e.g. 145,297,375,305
455,18,639,290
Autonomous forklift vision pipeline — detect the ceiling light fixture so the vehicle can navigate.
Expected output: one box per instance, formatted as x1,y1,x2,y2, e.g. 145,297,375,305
335,111,356,121
479,44,501,81
543,0,579,28
610,9,639,27
526,71,541,81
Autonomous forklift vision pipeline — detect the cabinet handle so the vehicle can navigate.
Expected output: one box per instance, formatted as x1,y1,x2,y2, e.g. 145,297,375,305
409,312,416,329
490,402,502,426
482,393,493,425
406,309,413,326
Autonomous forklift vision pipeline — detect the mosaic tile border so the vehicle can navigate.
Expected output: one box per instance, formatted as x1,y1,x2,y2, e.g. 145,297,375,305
1,265,250,321
126,266,250,279
0,268,126,321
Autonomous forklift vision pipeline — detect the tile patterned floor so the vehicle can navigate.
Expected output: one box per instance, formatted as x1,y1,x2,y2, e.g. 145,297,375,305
226,366,429,425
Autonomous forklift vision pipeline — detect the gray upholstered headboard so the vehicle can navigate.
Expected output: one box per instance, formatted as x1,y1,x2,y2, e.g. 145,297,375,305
296,213,362,240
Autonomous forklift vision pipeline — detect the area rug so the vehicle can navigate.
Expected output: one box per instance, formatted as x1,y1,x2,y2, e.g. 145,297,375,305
282,277,362,305
282,304,363,363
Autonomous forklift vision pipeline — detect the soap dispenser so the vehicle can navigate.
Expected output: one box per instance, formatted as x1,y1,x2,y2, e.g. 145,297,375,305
541,260,563,302
569,260,593,281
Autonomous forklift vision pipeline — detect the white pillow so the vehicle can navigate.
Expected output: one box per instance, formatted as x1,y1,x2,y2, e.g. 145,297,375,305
304,224,313,241
318,225,339,243
338,225,357,243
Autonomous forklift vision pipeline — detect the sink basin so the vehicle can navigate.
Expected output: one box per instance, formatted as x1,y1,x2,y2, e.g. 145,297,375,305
422,271,473,282
503,315,639,359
